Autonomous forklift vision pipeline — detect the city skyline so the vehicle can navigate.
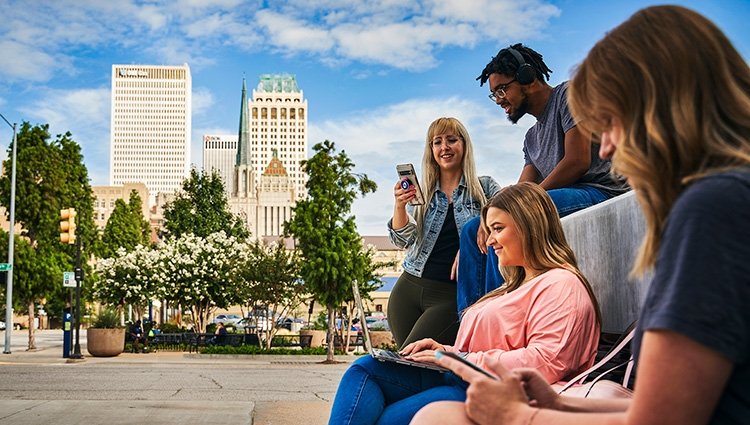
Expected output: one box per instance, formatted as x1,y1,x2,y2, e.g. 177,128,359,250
0,0,747,235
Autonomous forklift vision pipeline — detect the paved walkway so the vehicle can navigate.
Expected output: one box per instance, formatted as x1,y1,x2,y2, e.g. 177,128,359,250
0,330,352,424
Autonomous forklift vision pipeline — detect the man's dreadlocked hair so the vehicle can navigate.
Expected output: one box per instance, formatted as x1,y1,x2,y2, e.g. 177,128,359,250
476,43,552,86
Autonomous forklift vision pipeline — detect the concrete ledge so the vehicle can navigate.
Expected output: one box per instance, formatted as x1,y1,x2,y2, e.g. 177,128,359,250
0,400,255,425
252,401,331,425
561,191,652,333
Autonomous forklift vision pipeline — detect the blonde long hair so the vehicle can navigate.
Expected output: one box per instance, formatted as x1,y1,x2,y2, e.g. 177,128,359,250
474,183,601,325
568,5,750,276
415,117,488,231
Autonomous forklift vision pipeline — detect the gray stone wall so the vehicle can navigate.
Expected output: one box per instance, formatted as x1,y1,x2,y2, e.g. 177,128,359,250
561,191,652,334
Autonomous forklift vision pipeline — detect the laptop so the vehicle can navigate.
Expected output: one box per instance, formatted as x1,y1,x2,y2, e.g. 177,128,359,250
352,280,447,372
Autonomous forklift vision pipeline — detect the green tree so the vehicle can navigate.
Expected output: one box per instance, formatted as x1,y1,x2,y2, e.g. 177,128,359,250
0,231,62,349
240,239,306,349
0,123,96,349
285,140,377,362
100,190,151,258
162,169,248,240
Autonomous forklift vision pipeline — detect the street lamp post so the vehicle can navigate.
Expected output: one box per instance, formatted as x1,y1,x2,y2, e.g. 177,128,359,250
0,113,18,354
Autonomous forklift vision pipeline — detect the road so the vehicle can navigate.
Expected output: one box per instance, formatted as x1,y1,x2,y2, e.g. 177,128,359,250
0,329,350,424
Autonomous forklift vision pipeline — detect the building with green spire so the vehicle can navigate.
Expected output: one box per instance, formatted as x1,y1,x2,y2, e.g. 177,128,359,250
202,74,305,237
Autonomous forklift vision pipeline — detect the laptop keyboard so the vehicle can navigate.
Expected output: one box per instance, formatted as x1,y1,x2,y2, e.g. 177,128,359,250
377,349,402,359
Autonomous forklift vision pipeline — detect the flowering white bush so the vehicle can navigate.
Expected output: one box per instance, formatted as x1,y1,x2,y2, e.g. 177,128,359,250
152,231,250,332
93,244,161,318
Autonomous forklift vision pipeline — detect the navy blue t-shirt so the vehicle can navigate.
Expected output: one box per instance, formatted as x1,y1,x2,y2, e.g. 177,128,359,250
633,168,750,424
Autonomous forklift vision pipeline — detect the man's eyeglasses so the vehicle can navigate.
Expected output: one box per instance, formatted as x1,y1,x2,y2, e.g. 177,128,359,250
488,79,517,101
431,136,462,149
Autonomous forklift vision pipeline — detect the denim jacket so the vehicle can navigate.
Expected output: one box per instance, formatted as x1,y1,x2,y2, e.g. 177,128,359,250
388,175,501,278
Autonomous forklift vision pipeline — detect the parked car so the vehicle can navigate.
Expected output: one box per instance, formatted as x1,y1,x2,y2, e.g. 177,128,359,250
212,314,242,325
233,317,256,331
236,316,273,332
276,317,304,331
366,317,391,332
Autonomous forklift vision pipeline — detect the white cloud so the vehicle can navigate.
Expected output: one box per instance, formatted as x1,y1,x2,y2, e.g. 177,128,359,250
255,10,336,54
310,96,534,235
18,87,111,185
0,0,560,83
192,87,216,117
145,38,216,69
183,13,239,38
0,40,58,81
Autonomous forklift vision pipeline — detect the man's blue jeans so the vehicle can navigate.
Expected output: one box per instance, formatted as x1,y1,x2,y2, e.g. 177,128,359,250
328,356,466,425
457,185,610,311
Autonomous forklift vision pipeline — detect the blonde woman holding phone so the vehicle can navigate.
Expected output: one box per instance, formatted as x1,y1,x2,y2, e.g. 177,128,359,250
388,117,500,348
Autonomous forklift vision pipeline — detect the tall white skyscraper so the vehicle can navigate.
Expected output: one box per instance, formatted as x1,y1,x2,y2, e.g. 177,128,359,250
202,134,238,195
249,74,308,199
110,64,192,204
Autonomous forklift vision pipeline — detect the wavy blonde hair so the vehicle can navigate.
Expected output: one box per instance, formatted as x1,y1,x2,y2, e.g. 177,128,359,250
414,117,488,231
568,5,750,276
474,182,601,325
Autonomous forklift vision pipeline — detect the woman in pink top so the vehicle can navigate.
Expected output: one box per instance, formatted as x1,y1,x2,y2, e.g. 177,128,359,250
328,182,600,425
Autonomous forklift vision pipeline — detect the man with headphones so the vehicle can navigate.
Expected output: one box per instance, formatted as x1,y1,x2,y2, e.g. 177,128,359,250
455,44,629,312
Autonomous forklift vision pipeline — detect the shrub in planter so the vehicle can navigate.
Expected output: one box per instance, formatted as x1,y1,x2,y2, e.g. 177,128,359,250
87,308,126,357
299,312,328,348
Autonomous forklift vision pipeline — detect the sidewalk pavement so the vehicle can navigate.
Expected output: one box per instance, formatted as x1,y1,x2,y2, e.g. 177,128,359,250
0,329,353,425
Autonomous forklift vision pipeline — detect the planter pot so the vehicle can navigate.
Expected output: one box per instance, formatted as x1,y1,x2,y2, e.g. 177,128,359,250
369,331,394,349
299,329,326,348
86,328,126,357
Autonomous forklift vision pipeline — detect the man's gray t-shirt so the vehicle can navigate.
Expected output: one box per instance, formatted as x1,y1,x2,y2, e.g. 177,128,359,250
523,82,627,196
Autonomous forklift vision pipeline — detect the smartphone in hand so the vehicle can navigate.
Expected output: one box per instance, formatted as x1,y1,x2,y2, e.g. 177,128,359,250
396,163,425,205
438,351,497,380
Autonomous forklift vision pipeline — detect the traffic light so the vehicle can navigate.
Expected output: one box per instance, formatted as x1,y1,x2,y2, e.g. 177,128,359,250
60,208,77,245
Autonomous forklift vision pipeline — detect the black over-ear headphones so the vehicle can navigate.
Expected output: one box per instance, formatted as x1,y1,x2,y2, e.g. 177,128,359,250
506,47,536,85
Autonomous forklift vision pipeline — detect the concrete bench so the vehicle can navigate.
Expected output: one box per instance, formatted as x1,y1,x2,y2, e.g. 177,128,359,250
561,191,652,334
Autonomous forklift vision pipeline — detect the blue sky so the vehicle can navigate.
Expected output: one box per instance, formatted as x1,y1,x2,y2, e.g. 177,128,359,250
0,0,747,236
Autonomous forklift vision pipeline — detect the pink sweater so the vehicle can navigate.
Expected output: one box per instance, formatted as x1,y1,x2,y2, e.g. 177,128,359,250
444,268,599,383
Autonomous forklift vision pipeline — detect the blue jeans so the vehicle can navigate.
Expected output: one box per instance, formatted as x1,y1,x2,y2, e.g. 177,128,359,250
456,185,610,311
328,356,466,425
546,185,610,218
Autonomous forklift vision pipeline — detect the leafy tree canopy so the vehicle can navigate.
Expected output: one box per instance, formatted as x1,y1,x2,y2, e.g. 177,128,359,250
284,140,377,361
0,122,97,349
100,190,151,258
162,169,248,240
239,239,306,348
0,122,97,251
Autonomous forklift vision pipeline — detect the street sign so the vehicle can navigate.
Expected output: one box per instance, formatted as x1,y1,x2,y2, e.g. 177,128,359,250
0,263,12,271
63,271,76,288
